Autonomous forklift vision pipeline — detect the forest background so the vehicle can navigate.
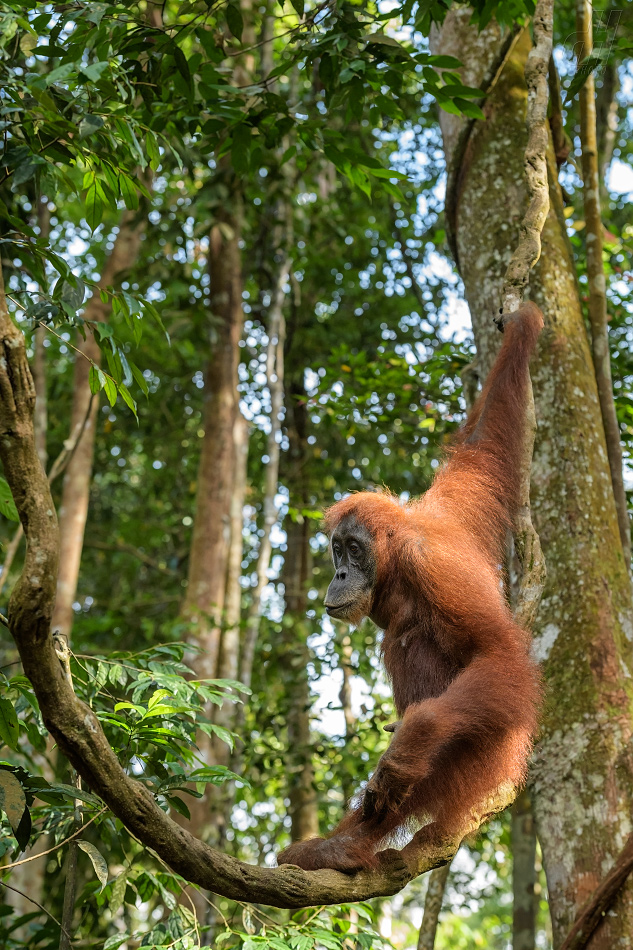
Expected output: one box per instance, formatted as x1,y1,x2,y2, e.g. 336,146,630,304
0,1,632,949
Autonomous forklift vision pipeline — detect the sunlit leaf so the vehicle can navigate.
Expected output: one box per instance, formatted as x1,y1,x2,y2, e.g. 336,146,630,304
0,769,26,831
0,477,19,523
78,841,108,891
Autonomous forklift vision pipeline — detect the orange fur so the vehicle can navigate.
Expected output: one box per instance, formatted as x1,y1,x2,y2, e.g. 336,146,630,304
278,303,544,873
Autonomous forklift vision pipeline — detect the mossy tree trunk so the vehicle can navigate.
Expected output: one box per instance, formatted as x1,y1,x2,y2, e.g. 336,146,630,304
433,13,633,947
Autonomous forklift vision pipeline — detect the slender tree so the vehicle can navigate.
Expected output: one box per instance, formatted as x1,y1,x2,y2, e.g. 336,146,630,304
512,791,537,950
280,374,319,844
417,864,451,950
240,254,289,690
575,0,630,566
51,212,147,640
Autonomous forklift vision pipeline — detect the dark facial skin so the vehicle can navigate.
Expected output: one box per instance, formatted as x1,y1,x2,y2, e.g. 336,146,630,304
324,516,376,625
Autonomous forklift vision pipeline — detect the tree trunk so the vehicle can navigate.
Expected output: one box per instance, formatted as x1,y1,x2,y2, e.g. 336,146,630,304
217,411,249,700
512,790,537,950
240,254,288,690
339,634,356,805
595,61,619,189
417,864,450,950
174,209,245,927
576,0,630,566
432,14,633,947
204,412,249,902
33,326,47,470
51,213,145,640
280,376,319,843
282,514,319,843
213,410,248,777
182,207,244,680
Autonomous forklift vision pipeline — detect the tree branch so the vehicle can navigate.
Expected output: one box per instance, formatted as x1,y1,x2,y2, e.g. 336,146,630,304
559,832,633,950
0,391,95,600
547,55,571,167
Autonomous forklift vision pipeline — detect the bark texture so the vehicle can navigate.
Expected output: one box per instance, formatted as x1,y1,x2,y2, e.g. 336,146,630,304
433,14,633,947
176,209,245,917
417,863,450,950
33,326,47,470
182,207,244,680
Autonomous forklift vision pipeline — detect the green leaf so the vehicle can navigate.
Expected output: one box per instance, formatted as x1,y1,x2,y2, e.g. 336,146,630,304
289,0,304,16
437,97,462,116
215,932,234,945
148,689,172,710
145,130,161,170
119,173,139,211
61,276,86,310
85,182,104,231
440,82,483,99
99,161,119,196
85,3,108,26
114,701,145,714
81,61,109,83
173,45,193,91
89,365,107,395
14,800,31,851
94,322,114,340
565,56,604,102
0,477,19,523
190,765,250,787
103,936,129,950
231,124,251,176
0,700,19,752
105,345,124,384
129,361,149,396
143,300,170,342
0,769,26,831
365,32,403,47
45,62,75,86
103,376,118,407
45,783,101,806
167,795,191,819
109,869,129,915
12,161,41,188
206,723,234,750
453,97,485,120
118,383,138,418
78,841,108,891
78,114,104,139
427,54,462,68
226,4,244,39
